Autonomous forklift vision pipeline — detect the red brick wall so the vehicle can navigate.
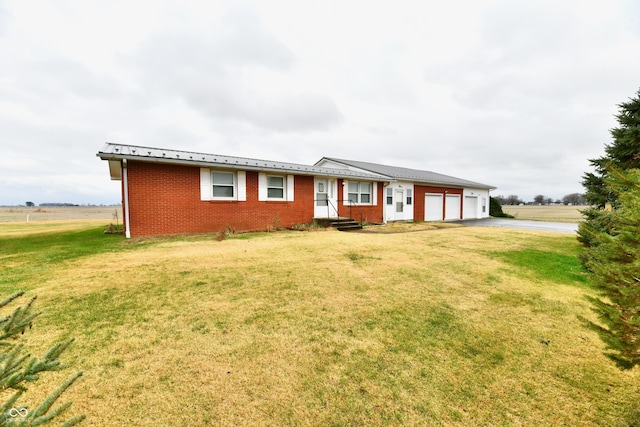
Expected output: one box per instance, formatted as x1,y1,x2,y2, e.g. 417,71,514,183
336,179,384,224
123,161,316,237
414,185,463,221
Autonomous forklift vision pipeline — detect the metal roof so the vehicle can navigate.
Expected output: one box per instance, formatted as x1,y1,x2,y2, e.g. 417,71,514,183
317,157,495,189
97,143,388,180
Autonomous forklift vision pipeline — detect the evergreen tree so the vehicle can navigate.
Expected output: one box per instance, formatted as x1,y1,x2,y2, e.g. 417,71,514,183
582,166,640,368
0,292,85,426
579,88,640,248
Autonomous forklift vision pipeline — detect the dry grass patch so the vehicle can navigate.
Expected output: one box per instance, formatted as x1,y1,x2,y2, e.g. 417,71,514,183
0,219,115,237
1,226,639,426
363,221,463,233
501,205,585,222
0,206,121,223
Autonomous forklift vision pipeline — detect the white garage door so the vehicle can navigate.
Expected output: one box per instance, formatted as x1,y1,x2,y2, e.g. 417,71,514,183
464,196,478,219
425,194,443,221
445,195,461,220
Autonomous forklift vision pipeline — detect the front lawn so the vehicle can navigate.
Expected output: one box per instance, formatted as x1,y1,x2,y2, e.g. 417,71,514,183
1,222,637,426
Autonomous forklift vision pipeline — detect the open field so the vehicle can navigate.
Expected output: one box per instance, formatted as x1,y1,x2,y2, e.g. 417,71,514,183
501,205,585,223
0,206,122,223
1,221,638,426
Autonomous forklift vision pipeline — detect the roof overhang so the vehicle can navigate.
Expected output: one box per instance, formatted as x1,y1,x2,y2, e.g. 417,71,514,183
107,160,122,180
97,143,388,181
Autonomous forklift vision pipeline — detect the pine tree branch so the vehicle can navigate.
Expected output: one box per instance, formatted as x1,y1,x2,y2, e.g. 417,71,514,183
27,371,83,423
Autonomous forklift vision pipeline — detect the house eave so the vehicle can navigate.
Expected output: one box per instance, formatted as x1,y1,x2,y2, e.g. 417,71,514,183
97,144,387,181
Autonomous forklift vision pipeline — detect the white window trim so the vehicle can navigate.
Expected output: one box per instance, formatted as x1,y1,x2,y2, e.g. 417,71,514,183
258,173,294,201
200,168,246,201
344,181,377,206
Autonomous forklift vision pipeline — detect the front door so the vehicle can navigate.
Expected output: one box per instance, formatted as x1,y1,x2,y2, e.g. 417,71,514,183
314,178,338,218
386,188,404,221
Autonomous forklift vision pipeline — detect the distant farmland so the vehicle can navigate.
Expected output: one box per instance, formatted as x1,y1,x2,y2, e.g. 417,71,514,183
0,206,122,223
501,205,584,223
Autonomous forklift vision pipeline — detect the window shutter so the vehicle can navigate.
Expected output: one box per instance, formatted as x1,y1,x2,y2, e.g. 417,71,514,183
200,168,212,200
287,175,294,201
258,173,267,201
237,171,246,201
372,182,378,205
343,180,349,205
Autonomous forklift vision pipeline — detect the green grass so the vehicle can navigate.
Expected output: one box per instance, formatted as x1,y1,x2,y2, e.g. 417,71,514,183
1,223,639,426
491,246,588,285
0,226,126,291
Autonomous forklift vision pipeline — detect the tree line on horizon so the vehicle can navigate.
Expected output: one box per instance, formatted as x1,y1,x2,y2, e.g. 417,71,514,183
493,193,586,206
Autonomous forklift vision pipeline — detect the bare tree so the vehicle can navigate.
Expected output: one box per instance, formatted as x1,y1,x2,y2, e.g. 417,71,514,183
562,193,586,205
506,195,522,205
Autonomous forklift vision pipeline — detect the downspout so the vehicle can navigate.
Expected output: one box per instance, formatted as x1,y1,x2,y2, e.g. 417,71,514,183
383,182,389,224
122,159,131,238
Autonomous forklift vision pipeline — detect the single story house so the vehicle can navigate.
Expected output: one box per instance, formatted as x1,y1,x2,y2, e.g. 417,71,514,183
97,143,495,238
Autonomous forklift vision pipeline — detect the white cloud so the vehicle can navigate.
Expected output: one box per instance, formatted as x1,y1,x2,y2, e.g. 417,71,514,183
0,0,639,205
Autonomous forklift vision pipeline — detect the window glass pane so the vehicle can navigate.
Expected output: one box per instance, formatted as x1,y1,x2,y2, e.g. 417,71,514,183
213,172,234,185
212,171,234,198
267,176,284,187
348,182,359,193
361,194,370,203
213,186,234,197
387,188,393,196
361,183,372,194
268,188,284,198
316,193,328,206
348,193,358,203
387,196,393,205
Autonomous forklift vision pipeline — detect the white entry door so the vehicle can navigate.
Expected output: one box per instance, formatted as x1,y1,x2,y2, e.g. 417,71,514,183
425,194,444,221
386,188,405,221
314,178,338,218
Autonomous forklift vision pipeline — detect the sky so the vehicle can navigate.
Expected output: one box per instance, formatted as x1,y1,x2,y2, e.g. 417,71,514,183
1,0,639,206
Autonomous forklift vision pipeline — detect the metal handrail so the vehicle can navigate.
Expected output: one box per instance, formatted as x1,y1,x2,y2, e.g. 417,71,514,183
314,198,364,225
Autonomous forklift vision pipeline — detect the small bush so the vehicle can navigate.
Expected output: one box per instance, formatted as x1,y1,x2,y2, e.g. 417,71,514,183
489,197,514,218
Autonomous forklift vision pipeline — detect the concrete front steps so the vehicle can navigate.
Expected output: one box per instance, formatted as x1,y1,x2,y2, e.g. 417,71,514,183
313,217,363,231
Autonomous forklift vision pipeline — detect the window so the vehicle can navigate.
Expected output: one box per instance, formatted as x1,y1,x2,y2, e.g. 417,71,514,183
316,193,328,206
386,188,393,205
267,176,285,199
406,189,413,205
360,183,371,203
212,172,234,198
200,168,246,201
347,181,373,204
258,173,294,201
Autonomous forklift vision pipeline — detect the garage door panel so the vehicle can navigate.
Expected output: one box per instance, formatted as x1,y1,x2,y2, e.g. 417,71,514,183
464,196,478,219
425,194,443,221
445,195,460,220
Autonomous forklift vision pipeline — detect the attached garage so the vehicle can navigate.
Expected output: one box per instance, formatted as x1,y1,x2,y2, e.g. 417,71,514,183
464,196,478,219
424,194,443,221
314,157,495,224
445,194,461,220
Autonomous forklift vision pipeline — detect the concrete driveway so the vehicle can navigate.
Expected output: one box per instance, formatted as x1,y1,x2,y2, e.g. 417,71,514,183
456,218,579,234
